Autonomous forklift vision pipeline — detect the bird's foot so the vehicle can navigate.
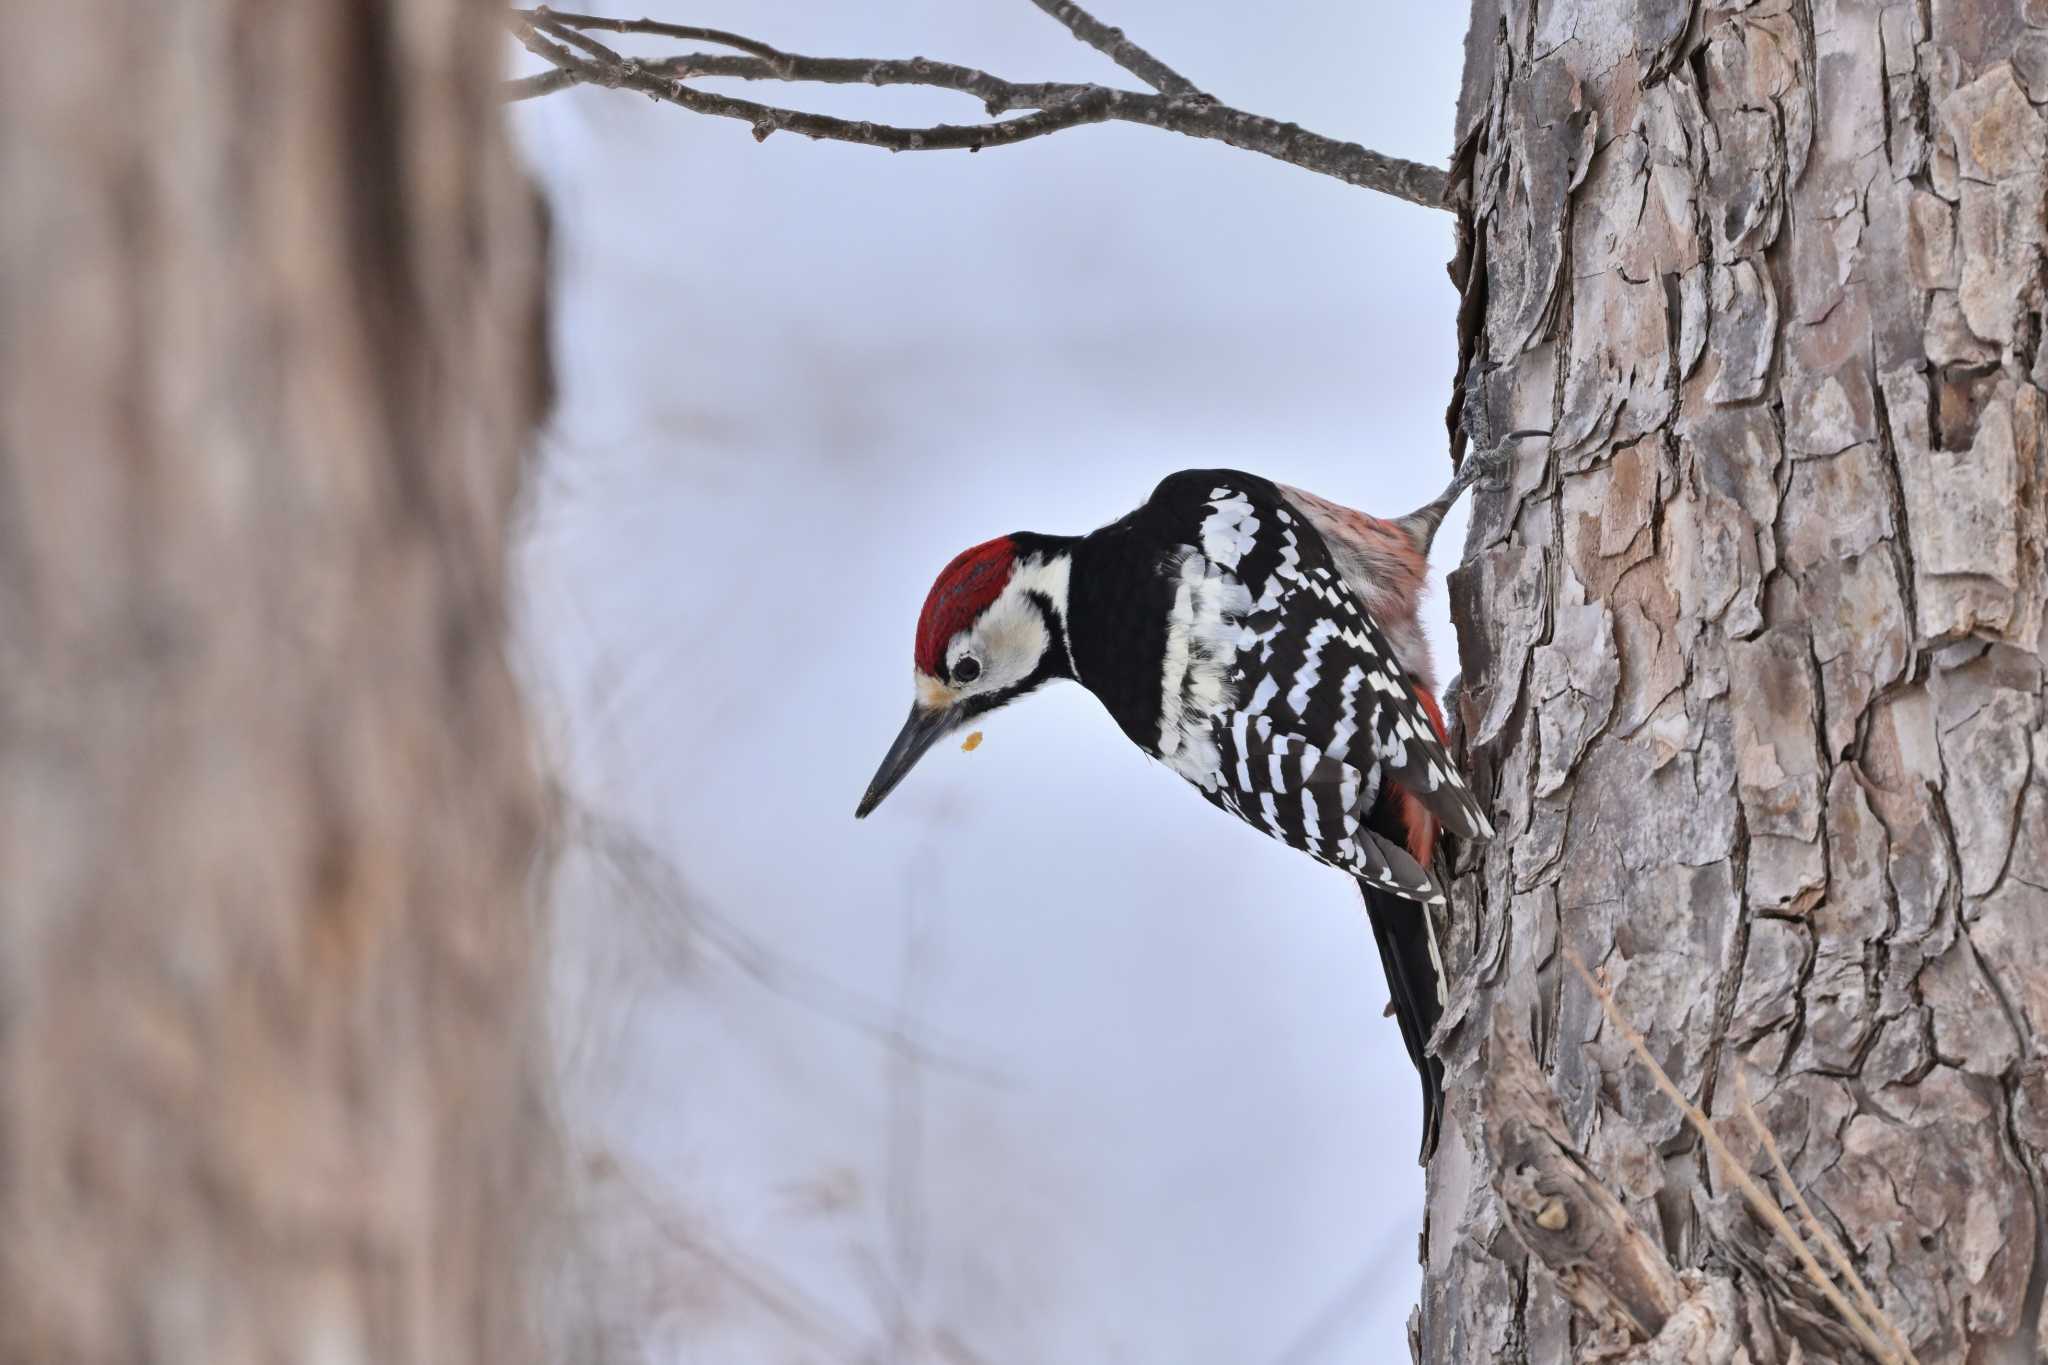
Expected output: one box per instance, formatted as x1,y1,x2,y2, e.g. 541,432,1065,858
1453,427,1550,496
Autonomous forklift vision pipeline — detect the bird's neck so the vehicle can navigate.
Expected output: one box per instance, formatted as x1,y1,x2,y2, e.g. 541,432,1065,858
1063,521,1183,750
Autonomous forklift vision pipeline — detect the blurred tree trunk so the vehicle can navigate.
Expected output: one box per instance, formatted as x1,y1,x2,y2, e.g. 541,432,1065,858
0,4,551,1363
1428,1,2046,1361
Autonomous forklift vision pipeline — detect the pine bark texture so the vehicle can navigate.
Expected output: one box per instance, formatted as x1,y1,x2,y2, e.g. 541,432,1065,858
0,4,551,1362
1431,1,2047,1361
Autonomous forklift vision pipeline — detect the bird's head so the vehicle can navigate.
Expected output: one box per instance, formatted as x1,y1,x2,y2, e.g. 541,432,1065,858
855,534,1073,818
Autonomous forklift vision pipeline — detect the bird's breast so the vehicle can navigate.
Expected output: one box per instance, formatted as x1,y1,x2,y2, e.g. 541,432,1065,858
1152,550,1256,778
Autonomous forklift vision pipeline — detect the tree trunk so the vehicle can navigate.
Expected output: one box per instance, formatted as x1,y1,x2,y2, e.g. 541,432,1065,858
1430,1,2046,1361
0,4,551,1362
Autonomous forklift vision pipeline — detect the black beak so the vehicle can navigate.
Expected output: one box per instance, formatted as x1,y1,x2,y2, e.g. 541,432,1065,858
855,703,961,818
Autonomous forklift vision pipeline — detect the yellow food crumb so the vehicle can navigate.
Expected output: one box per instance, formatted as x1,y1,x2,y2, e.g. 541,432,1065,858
961,731,984,752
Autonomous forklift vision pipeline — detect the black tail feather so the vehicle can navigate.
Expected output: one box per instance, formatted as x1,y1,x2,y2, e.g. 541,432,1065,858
1359,881,1446,1163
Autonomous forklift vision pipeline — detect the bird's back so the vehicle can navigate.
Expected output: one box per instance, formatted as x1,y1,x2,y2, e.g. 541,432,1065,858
1068,470,1487,894
1272,482,1438,696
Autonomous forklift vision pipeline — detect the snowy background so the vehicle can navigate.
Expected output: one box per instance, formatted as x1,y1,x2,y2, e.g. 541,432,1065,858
511,4,1471,1359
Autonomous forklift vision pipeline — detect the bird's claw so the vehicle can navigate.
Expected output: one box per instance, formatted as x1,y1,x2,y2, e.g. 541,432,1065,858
1457,428,1550,494
1461,448,1513,493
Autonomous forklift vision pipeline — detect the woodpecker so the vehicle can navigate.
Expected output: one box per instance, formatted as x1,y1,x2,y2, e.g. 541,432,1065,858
856,440,1537,1158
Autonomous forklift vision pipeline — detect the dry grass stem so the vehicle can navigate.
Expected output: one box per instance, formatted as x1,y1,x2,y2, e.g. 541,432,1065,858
1732,1071,1922,1365
1563,949,1911,1365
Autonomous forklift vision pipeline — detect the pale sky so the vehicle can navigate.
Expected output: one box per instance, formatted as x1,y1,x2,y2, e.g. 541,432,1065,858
512,4,1474,1359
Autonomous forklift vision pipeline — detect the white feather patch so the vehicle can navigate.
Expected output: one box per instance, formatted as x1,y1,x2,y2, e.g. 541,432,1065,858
1157,549,1253,787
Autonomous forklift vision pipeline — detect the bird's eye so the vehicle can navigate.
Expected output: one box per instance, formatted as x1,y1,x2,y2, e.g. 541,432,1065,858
953,656,982,684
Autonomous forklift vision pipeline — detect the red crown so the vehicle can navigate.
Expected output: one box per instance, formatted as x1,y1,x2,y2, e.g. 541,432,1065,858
914,537,1016,674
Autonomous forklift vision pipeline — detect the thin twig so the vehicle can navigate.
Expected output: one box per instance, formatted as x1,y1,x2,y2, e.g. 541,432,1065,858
528,8,790,63
1734,1071,1923,1365
522,13,1116,151
1025,0,1203,98
506,67,582,101
880,896,934,1359
652,52,1092,117
566,799,1009,1086
1563,949,1904,1365
506,10,1449,210
600,1152,869,1355
516,20,615,88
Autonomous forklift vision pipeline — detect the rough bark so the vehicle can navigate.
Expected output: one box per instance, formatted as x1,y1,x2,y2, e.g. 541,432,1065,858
0,3,551,1362
1430,1,2047,1361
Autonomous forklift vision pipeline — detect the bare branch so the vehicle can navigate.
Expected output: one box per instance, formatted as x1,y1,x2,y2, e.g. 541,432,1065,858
505,67,581,102
1024,0,1203,98
653,52,1092,117
524,8,790,63
508,11,1449,210
514,19,615,88
521,13,1110,150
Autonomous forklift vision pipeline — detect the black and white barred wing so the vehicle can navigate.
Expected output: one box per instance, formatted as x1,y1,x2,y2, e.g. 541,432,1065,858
1153,472,1493,845
1272,576,1494,844
1202,711,1444,903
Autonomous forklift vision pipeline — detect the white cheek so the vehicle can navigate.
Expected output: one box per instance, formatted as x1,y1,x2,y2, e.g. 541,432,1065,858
986,616,1047,687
